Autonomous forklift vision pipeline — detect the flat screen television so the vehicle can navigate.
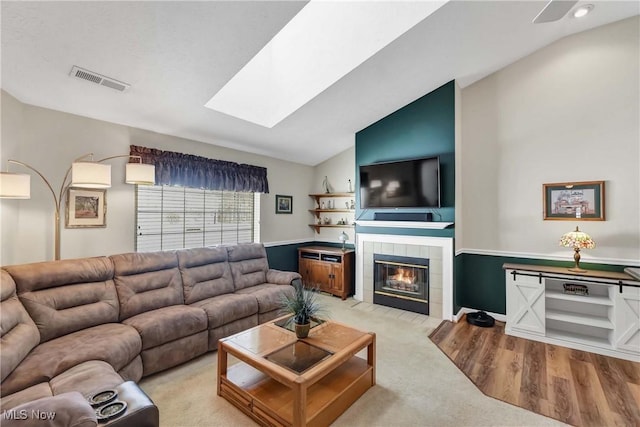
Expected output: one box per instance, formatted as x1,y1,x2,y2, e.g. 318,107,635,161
359,156,440,209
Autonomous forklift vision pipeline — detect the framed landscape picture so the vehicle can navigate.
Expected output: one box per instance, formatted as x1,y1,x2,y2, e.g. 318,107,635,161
543,181,604,221
66,188,107,228
275,195,292,214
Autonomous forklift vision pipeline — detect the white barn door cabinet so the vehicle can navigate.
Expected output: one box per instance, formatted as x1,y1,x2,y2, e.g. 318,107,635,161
504,263,640,362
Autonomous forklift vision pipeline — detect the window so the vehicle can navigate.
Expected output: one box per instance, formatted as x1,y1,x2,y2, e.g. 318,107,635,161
136,185,260,252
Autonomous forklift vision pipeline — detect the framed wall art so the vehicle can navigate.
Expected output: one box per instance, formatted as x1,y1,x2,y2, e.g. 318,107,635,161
275,195,293,214
66,188,107,228
543,181,604,221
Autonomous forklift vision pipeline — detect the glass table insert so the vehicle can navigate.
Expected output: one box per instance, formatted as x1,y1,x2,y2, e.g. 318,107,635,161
265,340,333,374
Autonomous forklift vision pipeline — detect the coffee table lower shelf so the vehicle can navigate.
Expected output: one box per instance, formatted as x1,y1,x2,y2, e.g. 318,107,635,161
220,356,373,427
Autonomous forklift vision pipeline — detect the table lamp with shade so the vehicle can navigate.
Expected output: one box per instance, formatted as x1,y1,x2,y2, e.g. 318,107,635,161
560,226,595,273
338,231,349,251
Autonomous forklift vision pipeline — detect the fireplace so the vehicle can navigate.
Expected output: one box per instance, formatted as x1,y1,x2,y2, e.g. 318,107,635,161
373,254,429,315
356,233,453,320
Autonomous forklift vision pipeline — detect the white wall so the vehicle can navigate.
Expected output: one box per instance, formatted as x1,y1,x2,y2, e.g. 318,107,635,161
460,17,639,264
0,91,25,266
0,92,313,264
312,146,356,244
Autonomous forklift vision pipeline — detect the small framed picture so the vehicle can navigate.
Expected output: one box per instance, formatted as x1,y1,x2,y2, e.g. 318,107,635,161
275,195,293,214
66,188,107,228
543,181,605,221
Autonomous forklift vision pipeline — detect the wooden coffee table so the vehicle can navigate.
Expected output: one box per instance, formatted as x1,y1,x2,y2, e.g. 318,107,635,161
217,317,376,427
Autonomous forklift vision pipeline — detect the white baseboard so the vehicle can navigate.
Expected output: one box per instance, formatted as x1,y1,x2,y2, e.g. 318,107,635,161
454,307,506,323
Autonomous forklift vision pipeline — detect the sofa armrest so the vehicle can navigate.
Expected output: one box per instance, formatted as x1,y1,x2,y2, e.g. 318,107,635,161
0,392,97,427
266,269,301,286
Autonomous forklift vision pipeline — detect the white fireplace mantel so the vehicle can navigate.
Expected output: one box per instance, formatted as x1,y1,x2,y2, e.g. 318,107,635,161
355,233,454,321
355,220,453,230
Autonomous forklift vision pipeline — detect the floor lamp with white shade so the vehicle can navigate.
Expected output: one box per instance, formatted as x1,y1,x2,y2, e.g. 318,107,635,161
0,153,155,260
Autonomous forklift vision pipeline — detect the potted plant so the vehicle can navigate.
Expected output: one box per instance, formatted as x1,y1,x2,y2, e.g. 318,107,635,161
281,280,325,339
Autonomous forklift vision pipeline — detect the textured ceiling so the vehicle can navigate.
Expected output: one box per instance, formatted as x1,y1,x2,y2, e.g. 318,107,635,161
2,1,638,165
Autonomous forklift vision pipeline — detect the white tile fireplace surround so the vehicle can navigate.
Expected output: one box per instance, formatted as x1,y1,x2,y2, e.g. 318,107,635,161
355,233,453,321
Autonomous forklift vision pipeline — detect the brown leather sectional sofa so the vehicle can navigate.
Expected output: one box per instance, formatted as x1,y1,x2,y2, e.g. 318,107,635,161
0,243,299,426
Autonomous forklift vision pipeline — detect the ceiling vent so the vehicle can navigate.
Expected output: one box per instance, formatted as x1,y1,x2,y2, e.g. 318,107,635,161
69,66,130,92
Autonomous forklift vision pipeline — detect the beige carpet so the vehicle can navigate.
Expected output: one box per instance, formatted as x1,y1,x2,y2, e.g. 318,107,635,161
139,295,566,426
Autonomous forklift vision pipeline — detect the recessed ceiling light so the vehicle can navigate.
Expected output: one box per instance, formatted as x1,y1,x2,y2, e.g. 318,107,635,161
573,4,594,18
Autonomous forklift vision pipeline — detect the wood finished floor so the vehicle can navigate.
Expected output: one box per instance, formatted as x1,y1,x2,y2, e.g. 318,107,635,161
429,317,640,427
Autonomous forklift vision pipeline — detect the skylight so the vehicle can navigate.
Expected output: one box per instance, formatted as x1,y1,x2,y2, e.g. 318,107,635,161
205,0,448,128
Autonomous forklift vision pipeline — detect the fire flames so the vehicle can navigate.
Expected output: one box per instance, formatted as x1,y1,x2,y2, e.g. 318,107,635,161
379,264,423,293
389,268,416,284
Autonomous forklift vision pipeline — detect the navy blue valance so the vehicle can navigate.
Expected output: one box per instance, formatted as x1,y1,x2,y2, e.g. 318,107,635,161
130,145,269,193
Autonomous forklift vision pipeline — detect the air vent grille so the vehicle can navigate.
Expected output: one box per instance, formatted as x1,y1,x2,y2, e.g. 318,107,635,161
69,66,130,92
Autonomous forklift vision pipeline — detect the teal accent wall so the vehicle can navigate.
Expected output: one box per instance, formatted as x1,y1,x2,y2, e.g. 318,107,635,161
354,81,456,313
265,243,303,272
355,80,455,237
453,255,462,314
457,253,630,315
265,241,355,272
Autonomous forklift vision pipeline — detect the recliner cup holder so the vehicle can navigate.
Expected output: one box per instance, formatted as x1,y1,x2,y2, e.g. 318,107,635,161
87,389,118,407
95,400,127,422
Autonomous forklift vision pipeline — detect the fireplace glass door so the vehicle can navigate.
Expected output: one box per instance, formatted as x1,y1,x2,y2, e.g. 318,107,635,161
373,254,429,314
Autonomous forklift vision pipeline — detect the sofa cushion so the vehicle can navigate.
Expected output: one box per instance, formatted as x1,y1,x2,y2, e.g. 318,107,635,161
191,293,258,329
1,323,141,396
0,392,97,427
205,316,258,349
118,355,143,383
0,270,40,383
123,305,207,350
0,383,52,411
139,331,208,376
235,283,294,314
177,247,234,304
50,360,124,397
111,252,183,320
227,243,269,290
5,258,118,343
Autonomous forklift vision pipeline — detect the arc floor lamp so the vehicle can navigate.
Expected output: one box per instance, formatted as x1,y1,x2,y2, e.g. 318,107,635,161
0,153,155,260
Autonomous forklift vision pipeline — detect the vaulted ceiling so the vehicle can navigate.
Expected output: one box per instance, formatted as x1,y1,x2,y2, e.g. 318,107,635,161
2,1,638,165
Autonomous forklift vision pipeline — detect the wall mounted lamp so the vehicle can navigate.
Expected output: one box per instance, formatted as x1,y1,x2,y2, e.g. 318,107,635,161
0,153,155,260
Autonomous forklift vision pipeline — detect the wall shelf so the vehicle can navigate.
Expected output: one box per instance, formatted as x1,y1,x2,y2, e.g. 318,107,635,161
308,224,354,234
309,192,355,203
309,193,355,234
309,209,354,219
